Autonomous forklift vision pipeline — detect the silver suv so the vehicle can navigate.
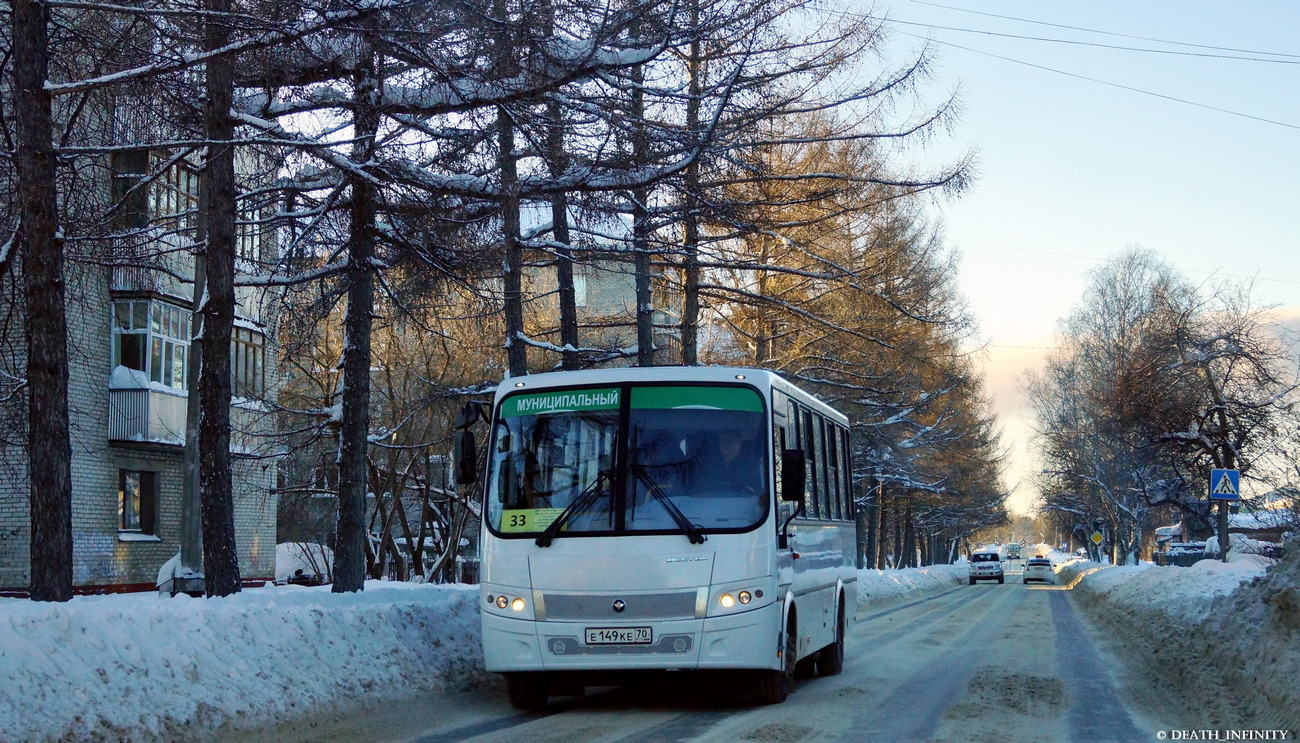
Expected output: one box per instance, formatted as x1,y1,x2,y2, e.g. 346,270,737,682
968,550,1004,584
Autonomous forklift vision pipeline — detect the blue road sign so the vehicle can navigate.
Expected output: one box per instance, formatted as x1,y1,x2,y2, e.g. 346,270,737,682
1210,469,1240,500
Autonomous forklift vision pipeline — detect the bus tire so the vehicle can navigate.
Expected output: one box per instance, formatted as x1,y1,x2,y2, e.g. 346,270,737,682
504,672,549,711
753,618,796,704
816,601,845,677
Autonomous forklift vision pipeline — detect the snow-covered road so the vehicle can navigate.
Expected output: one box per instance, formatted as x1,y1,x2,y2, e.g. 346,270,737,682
245,579,1226,742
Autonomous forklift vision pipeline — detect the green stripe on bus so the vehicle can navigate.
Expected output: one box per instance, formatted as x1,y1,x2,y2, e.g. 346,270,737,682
501,388,621,418
630,386,762,412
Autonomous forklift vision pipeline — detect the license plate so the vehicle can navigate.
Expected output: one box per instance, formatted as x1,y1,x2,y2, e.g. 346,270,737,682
585,626,652,645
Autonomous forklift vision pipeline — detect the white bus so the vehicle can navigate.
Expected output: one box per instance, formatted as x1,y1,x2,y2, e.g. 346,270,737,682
456,366,857,709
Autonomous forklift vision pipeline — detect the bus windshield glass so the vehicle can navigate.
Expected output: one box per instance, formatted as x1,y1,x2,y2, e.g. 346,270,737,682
486,385,768,538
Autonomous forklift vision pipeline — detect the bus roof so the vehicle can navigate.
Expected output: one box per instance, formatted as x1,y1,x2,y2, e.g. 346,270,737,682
492,367,846,425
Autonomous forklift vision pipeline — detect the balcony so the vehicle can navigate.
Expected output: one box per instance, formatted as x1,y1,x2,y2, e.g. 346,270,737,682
108,372,269,452
108,386,187,446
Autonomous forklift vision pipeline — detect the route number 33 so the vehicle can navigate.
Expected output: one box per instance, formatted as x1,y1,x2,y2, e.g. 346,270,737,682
500,508,563,533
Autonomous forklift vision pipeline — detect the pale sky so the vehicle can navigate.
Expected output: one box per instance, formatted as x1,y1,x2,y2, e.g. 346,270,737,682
874,1,1300,513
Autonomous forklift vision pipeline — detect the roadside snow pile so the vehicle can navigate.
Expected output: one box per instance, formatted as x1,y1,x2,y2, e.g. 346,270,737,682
856,563,966,607
0,564,964,742
1203,546,1300,730
1062,549,1298,730
1060,556,1256,630
0,581,485,743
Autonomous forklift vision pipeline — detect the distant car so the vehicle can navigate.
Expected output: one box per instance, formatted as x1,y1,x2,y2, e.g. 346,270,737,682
968,550,1004,584
1022,557,1055,584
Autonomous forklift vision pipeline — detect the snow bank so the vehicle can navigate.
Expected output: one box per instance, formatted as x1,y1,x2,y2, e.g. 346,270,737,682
1202,547,1300,730
855,563,967,607
0,563,970,741
1060,549,1298,730
0,582,485,742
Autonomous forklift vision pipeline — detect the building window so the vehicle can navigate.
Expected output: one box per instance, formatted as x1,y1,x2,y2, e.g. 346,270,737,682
151,156,199,234
119,469,157,534
573,274,588,308
112,299,190,391
110,149,150,231
109,149,199,236
237,206,263,265
232,326,266,399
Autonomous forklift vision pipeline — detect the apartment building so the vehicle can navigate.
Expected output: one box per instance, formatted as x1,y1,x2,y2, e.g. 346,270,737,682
0,107,279,595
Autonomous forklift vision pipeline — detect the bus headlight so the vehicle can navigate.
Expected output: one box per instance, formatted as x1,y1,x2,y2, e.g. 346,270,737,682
486,591,529,616
709,580,771,616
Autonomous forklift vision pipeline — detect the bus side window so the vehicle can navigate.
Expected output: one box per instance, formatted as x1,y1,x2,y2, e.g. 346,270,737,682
774,423,796,527
826,423,841,520
814,415,830,521
801,408,819,519
840,425,853,519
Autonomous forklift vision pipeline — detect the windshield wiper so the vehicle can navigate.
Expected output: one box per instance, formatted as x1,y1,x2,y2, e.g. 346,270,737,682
633,467,706,545
535,471,610,548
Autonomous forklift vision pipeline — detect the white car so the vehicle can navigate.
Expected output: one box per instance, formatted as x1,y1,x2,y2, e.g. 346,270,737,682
968,550,1004,584
1022,557,1055,584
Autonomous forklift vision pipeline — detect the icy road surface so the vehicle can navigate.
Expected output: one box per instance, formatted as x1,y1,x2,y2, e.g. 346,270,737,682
245,578,1216,743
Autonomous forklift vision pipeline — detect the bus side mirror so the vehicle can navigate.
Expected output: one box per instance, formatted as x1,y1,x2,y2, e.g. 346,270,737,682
453,402,479,485
453,428,477,485
780,449,805,503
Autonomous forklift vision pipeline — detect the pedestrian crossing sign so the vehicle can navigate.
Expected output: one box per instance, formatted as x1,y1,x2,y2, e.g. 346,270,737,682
1210,469,1240,500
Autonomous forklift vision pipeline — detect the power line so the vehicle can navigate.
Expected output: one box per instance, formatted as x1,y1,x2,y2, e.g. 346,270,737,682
907,0,1300,60
880,17,1300,65
956,240,1300,287
907,33,1300,131
809,6,1300,130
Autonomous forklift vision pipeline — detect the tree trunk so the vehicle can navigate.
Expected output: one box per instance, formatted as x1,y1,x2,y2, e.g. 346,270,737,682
542,0,579,371
863,479,880,569
630,59,655,367
15,0,73,602
333,33,380,593
856,492,872,569
199,0,241,597
901,496,915,568
892,500,903,568
679,2,702,365
497,0,526,377
551,167,578,370
754,253,770,365
876,489,889,570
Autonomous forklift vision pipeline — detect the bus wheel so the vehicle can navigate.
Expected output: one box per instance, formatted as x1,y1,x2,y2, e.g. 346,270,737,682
504,672,549,711
753,620,796,704
816,602,845,677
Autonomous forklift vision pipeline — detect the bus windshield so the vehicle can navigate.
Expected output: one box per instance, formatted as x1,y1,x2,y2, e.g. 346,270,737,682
486,384,768,539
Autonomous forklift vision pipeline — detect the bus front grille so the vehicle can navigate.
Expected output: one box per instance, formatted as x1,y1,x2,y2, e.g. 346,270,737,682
543,590,699,620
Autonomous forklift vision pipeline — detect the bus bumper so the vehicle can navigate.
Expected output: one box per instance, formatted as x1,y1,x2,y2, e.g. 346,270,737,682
482,601,781,673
